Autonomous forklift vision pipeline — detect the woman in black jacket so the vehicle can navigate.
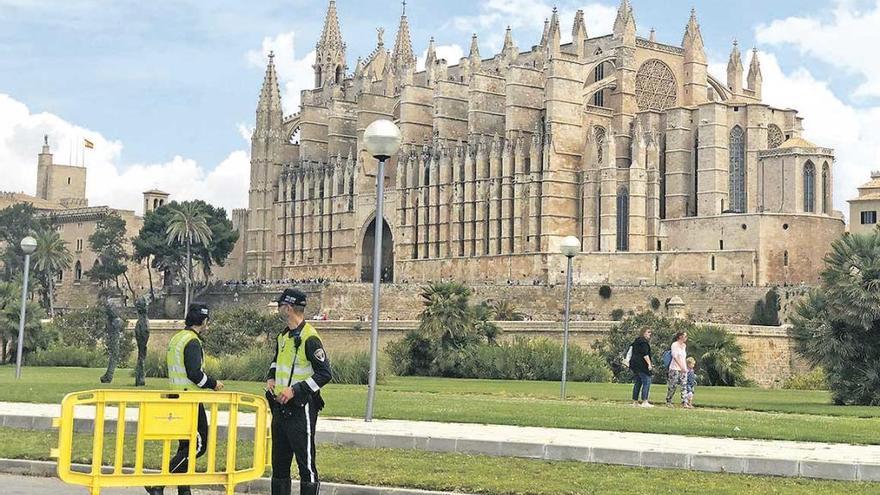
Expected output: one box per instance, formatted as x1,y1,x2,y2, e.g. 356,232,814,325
629,327,655,407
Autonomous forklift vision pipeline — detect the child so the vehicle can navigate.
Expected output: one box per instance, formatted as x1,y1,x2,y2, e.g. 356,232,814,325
684,357,697,409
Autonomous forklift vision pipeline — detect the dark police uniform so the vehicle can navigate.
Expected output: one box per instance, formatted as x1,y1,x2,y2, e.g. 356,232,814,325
268,289,332,495
146,303,217,495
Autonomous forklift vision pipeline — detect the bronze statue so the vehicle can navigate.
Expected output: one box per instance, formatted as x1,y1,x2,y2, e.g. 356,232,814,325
99,295,124,384
134,297,150,386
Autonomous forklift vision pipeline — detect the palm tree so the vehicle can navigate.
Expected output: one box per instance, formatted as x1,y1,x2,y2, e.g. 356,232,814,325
32,228,72,317
165,203,212,312
418,282,475,349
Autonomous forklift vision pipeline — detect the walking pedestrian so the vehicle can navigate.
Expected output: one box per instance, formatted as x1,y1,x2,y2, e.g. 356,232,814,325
665,332,689,407
629,327,654,407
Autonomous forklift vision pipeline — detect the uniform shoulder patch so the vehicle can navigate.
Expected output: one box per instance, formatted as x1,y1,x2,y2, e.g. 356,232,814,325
313,348,326,362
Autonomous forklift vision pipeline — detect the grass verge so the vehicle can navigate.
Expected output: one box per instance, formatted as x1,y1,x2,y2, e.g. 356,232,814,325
0,427,876,495
3,367,879,444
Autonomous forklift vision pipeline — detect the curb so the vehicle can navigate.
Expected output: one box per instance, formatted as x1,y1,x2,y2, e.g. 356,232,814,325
2,414,877,482
0,458,471,495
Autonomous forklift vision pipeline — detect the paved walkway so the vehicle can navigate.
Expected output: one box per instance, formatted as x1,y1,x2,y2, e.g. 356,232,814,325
1,401,879,482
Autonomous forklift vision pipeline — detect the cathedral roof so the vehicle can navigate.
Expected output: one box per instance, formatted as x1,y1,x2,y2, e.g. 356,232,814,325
778,136,818,149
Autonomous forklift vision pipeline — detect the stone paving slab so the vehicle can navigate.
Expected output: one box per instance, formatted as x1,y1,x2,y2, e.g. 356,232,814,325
0,459,471,495
2,401,879,482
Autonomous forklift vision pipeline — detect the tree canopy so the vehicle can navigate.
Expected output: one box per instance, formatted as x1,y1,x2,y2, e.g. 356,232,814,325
0,204,50,279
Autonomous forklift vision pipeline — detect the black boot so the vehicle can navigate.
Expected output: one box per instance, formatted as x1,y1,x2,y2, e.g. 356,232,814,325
271,477,292,495
300,481,320,495
144,487,164,495
177,486,192,495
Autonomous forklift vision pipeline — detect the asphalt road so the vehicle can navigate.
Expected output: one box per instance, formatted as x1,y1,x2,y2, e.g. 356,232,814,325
0,474,227,494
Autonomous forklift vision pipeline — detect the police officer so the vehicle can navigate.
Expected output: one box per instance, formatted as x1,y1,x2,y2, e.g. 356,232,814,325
267,289,332,495
146,303,224,495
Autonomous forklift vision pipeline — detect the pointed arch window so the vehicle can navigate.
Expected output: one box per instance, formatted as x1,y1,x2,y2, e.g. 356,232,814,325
335,65,343,84
729,125,746,213
74,261,82,281
822,162,830,214
616,186,629,251
315,66,323,87
803,161,816,212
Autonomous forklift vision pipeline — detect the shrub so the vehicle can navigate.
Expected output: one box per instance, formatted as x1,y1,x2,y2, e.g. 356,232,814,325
610,309,625,321
203,307,279,356
650,297,661,311
331,351,386,385
783,368,828,390
43,308,134,365
386,331,437,376
598,285,612,299
212,346,273,381
750,288,781,326
592,312,685,383
30,344,107,368
687,325,749,386
490,300,525,321
143,350,167,378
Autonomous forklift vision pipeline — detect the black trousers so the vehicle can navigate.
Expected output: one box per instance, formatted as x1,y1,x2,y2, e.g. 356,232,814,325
169,403,208,476
271,396,319,492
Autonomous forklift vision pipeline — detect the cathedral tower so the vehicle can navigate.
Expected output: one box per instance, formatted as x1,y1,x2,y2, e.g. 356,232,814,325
247,52,283,278
727,40,744,95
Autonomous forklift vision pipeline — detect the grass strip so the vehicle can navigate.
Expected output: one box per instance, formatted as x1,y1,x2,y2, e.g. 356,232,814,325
0,427,876,495
3,367,879,445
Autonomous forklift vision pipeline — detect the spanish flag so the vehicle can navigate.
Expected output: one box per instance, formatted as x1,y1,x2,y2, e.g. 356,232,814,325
84,138,94,149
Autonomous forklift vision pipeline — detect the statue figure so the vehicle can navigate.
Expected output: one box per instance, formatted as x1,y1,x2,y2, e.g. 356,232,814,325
99,295,124,384
133,297,150,386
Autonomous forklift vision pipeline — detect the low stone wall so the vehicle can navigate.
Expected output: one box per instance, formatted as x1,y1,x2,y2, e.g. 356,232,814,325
163,282,809,324
135,319,804,387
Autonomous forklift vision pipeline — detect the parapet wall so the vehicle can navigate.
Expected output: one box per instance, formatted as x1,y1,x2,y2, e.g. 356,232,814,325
165,282,808,323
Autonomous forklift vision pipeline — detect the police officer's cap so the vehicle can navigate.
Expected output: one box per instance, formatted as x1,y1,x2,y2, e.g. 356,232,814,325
185,302,210,326
277,288,307,308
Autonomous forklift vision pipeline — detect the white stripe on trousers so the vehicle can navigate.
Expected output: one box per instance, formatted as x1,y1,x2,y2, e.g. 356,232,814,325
170,431,202,473
304,402,314,483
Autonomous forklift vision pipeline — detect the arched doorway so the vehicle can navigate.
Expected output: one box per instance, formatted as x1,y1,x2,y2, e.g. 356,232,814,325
361,217,394,282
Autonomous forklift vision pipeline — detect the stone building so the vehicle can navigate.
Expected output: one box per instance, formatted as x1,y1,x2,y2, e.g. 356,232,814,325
232,0,844,287
848,171,880,236
0,137,162,309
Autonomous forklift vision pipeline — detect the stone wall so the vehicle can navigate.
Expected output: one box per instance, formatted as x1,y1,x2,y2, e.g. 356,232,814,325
165,282,805,324
137,319,804,387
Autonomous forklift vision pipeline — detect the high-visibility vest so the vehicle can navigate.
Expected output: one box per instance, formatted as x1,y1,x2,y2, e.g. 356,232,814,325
167,329,203,390
274,323,320,395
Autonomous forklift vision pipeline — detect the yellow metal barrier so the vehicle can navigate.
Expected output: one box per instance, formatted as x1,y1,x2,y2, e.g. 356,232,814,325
51,390,271,495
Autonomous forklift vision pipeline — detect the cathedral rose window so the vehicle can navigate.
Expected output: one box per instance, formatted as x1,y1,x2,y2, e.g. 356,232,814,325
635,59,677,111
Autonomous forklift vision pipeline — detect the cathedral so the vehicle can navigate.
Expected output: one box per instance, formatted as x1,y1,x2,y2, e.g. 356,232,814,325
232,0,844,287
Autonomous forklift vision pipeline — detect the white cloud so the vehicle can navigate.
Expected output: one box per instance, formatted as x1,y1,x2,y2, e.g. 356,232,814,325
450,1,618,53
246,31,316,115
416,44,465,71
0,93,249,216
756,0,880,98
709,51,879,218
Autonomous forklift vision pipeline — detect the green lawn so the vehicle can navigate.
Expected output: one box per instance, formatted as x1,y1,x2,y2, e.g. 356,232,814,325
3,366,880,445
1,427,876,495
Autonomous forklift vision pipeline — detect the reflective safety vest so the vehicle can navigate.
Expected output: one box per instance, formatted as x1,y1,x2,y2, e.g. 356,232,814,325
274,323,320,395
167,329,203,390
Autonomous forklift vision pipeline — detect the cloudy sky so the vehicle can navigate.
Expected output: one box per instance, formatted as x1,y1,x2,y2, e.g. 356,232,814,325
0,0,877,219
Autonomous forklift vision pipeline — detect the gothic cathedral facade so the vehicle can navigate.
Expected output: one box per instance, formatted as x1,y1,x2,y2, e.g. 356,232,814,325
233,1,844,287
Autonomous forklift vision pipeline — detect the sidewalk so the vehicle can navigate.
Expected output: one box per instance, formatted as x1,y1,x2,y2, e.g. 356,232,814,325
1,401,879,482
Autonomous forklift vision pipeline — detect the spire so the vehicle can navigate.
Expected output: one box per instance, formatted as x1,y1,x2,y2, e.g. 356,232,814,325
613,0,636,44
391,1,416,73
572,9,588,58
547,7,561,54
727,39,743,94
257,51,282,120
649,28,656,42
747,47,763,98
317,1,344,52
314,1,346,87
469,33,481,70
682,7,706,63
503,26,515,53
539,18,550,47
426,36,437,68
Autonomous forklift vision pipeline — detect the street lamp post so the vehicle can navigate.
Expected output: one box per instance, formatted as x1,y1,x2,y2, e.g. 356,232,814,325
559,236,580,400
362,119,402,422
15,236,38,379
